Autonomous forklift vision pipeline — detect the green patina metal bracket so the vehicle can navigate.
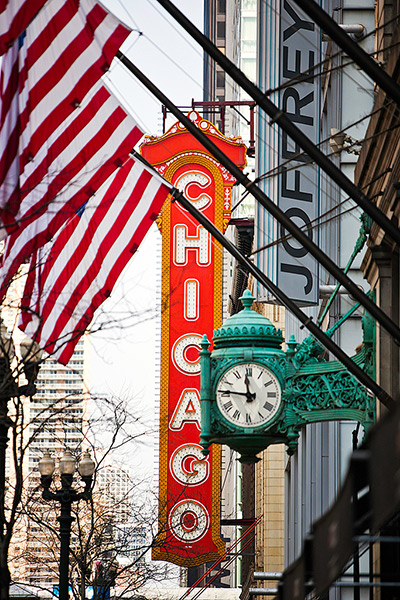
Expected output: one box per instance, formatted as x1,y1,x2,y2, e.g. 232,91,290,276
200,290,376,464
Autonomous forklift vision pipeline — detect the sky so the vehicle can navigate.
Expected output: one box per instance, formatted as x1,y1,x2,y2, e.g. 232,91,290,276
88,0,204,479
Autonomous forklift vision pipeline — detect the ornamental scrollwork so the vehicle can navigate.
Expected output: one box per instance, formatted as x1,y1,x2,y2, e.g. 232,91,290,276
289,370,373,413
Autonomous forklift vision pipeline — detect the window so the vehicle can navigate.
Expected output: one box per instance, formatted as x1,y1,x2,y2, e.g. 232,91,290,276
217,71,225,89
242,57,256,83
217,20,225,40
218,0,226,14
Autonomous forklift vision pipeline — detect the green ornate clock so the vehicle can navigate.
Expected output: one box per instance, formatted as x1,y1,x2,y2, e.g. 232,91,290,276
200,290,375,464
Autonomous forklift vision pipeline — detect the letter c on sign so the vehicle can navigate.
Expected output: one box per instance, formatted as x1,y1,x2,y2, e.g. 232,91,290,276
172,333,202,375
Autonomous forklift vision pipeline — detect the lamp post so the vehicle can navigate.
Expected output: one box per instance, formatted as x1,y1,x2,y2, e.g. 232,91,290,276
38,450,95,600
0,325,42,600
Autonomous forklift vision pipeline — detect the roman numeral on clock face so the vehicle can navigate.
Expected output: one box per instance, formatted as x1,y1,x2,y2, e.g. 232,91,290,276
233,409,240,420
246,413,252,424
264,401,274,411
224,400,233,411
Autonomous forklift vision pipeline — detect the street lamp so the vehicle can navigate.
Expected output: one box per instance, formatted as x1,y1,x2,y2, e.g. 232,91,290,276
0,326,42,596
38,450,95,600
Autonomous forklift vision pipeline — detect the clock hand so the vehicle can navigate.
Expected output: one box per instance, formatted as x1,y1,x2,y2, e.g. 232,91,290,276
244,373,255,403
219,390,255,398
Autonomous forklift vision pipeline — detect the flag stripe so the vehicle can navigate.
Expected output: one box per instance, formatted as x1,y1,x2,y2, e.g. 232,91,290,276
18,87,141,225
0,1,47,55
0,42,19,217
0,83,143,300
38,169,149,344
39,161,140,290
18,0,131,170
55,176,169,363
19,85,113,198
19,158,172,364
0,0,132,238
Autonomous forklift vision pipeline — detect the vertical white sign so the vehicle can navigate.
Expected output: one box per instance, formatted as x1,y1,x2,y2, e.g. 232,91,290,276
277,0,320,305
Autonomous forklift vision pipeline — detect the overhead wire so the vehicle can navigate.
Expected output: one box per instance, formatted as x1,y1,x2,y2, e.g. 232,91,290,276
120,52,400,351
109,0,392,139
293,0,400,105
125,74,397,407
103,3,400,342
154,1,400,249
258,0,376,96
249,114,399,257
107,0,396,180
104,27,396,308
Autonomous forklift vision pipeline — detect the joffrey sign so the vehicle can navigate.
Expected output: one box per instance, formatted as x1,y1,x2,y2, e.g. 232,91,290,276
277,0,321,304
141,112,246,566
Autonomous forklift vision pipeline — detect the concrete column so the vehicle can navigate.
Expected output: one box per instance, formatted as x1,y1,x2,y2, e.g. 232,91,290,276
370,243,399,410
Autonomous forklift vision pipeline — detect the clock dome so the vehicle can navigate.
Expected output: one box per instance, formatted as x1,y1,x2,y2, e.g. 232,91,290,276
213,289,284,350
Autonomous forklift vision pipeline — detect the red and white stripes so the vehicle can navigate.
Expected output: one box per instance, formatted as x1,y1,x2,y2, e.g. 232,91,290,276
0,81,143,300
0,1,47,55
19,157,172,364
0,0,132,233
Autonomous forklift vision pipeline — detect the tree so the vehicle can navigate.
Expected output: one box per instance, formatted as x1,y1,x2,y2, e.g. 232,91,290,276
10,392,178,599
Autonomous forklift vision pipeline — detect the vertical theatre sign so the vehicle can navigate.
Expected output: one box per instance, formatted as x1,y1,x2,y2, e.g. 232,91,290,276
141,112,246,566
278,0,320,304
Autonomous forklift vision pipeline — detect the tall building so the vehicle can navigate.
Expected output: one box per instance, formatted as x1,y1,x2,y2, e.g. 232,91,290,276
11,340,88,588
241,0,390,595
97,464,132,528
354,0,400,588
279,0,375,573
202,0,398,596
2,273,88,588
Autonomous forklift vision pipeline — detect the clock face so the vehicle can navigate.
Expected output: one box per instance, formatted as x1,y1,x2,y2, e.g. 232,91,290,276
216,362,282,428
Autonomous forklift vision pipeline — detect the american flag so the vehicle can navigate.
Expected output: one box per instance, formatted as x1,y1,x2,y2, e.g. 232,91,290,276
0,0,132,230
0,81,143,300
0,0,138,298
19,157,172,365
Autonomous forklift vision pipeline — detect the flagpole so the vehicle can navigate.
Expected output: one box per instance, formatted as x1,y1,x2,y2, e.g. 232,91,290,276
117,51,400,348
130,149,394,410
173,188,394,409
153,0,400,249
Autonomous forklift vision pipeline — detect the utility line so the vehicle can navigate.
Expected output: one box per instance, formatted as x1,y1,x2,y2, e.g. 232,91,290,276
130,165,394,406
119,51,400,348
154,0,400,248
254,99,395,186
293,0,400,106
171,188,394,408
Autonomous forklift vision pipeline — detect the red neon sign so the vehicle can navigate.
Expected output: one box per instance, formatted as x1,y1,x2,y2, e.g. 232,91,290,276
141,112,246,566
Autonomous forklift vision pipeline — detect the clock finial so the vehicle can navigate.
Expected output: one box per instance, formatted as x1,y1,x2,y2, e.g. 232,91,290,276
239,289,255,310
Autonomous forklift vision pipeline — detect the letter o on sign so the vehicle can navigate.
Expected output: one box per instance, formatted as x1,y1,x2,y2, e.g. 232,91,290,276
281,207,313,258
168,499,210,542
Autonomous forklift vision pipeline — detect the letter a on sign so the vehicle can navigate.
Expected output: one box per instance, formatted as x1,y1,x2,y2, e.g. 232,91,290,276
170,389,201,430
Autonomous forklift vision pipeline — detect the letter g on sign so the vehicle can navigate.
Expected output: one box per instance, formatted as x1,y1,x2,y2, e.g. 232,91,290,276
170,444,209,485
